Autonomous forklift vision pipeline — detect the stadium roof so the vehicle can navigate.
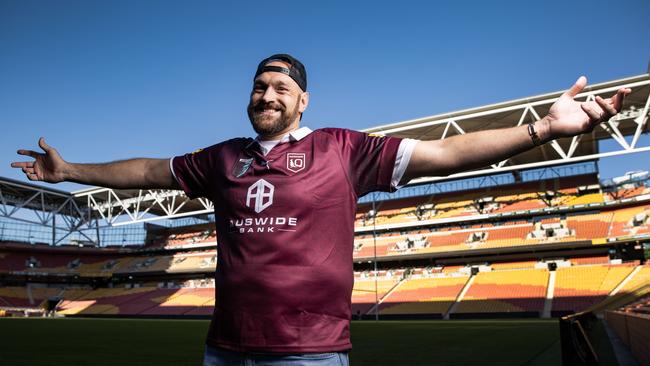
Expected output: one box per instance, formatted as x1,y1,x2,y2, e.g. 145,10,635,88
70,187,214,225
364,73,650,185
0,176,83,217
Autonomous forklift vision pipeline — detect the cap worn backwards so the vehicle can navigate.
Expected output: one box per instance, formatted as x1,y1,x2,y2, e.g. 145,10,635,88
254,54,307,92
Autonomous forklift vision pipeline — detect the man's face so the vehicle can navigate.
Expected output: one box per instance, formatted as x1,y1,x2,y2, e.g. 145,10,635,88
247,61,308,138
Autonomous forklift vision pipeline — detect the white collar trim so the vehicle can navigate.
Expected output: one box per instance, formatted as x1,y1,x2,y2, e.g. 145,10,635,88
288,126,313,141
255,126,313,144
253,126,312,156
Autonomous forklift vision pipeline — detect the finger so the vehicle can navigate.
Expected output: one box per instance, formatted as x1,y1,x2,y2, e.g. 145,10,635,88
10,162,34,168
22,167,35,175
566,76,587,98
17,149,40,158
26,173,39,181
38,137,52,153
610,88,631,111
595,96,617,117
581,102,603,122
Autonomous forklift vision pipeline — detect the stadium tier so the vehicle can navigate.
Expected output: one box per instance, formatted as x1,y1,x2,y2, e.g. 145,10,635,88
354,175,604,228
1,174,648,321
353,203,650,260
3,260,647,318
0,247,217,277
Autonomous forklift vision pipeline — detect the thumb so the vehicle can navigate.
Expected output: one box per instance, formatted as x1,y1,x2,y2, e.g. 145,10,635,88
38,137,52,153
565,76,587,98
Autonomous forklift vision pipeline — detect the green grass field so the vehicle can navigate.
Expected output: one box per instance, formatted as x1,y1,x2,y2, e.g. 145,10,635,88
0,318,618,365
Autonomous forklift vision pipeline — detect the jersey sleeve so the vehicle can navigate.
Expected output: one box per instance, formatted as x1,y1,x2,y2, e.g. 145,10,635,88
330,128,403,197
170,147,215,200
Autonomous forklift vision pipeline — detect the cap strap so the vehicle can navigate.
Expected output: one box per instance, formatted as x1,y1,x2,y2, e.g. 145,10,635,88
255,65,306,91
260,65,290,76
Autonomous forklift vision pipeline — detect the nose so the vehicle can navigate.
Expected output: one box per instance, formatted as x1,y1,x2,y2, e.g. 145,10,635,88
261,86,278,103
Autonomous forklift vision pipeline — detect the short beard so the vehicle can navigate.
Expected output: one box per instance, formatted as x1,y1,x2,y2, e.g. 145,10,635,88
247,98,301,137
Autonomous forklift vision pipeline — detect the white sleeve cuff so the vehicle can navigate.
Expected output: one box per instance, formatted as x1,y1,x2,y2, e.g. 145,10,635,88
391,138,419,190
169,157,180,185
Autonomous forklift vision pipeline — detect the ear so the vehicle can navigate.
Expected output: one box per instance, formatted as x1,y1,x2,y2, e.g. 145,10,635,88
299,91,310,113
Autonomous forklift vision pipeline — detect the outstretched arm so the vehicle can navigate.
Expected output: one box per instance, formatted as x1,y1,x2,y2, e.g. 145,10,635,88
10,137,179,190
402,76,631,182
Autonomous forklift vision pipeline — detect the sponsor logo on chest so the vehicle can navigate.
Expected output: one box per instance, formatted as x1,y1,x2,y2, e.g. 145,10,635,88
230,178,299,234
246,178,274,213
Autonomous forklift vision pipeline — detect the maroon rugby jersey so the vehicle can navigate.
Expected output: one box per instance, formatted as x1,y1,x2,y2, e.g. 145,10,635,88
171,127,402,353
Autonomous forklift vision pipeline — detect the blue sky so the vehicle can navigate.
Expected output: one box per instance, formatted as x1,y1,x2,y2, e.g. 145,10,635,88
2,0,649,193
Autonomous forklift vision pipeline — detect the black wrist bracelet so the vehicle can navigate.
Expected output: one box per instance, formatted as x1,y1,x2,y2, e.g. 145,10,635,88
528,122,542,146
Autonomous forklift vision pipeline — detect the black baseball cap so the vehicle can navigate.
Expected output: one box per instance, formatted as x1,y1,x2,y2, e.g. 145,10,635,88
254,54,307,91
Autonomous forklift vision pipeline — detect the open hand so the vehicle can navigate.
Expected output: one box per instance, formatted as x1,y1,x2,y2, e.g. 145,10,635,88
545,76,631,138
10,137,68,183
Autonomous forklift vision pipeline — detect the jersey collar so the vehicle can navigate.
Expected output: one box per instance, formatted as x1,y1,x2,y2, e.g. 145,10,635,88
247,126,313,155
287,126,312,141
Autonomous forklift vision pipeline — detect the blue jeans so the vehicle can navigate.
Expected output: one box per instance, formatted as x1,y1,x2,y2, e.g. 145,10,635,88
203,345,350,366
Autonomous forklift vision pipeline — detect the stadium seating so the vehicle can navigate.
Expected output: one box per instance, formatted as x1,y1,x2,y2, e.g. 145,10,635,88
570,256,611,265
615,265,650,295
604,185,649,201
168,251,217,273
566,212,612,241
0,250,130,277
0,287,56,308
352,201,650,261
610,205,650,237
351,276,401,315
56,286,215,316
378,275,470,316
552,264,636,314
2,174,649,322
139,287,215,315
490,261,538,270
453,269,548,315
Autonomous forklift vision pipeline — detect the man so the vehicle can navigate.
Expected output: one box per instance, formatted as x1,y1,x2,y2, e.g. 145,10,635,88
11,54,630,365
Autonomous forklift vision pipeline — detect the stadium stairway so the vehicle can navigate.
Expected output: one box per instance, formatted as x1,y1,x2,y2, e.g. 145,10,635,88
25,284,34,306
542,270,556,318
444,275,476,319
376,275,470,317
609,265,644,297
0,296,12,307
365,278,405,315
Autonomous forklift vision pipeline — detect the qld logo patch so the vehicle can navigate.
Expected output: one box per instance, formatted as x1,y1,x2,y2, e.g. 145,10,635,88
286,153,306,173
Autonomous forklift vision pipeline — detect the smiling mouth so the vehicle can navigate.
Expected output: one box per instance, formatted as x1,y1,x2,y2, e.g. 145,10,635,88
257,108,281,115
